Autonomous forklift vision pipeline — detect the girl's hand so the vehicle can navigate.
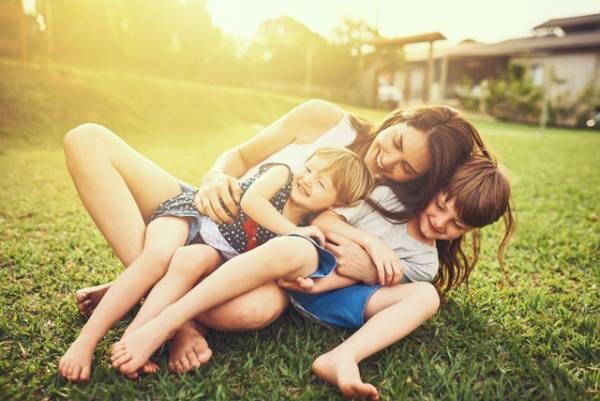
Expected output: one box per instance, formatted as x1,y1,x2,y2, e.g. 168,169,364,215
277,277,315,293
364,238,403,286
195,172,241,224
291,225,326,246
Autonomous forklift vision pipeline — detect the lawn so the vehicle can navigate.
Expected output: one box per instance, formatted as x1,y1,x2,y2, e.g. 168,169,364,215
0,59,598,401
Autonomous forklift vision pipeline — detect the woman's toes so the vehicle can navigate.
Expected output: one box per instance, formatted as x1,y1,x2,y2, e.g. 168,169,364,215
180,355,192,372
186,351,200,368
126,371,139,380
174,361,184,373
143,361,159,374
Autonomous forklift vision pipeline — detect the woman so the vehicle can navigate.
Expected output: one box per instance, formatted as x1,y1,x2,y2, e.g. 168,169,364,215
61,100,486,390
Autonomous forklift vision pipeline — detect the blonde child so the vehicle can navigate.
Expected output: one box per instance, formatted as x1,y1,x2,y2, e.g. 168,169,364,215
108,155,514,388
58,147,373,380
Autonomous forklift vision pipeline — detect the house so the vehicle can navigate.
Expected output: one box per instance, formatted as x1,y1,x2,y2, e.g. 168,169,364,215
405,13,600,108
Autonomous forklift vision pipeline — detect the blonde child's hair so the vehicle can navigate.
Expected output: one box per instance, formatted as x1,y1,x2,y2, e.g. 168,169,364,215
308,147,374,206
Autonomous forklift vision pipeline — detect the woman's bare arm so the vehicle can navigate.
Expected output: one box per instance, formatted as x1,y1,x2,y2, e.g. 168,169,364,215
196,99,344,223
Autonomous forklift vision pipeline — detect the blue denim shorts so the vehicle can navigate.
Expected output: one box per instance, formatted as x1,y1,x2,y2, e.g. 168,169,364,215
288,284,382,330
286,234,382,330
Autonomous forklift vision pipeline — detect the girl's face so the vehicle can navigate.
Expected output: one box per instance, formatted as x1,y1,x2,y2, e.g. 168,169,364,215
418,192,473,241
364,123,432,183
291,156,338,212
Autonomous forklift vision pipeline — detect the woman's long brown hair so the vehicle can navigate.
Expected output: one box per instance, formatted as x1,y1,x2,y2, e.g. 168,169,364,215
347,105,489,223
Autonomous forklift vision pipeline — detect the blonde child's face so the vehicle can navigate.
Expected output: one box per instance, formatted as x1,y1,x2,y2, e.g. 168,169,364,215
291,156,338,212
418,192,473,241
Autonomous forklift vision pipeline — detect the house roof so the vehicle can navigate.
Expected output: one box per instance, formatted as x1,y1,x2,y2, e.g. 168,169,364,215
534,13,600,31
446,30,600,58
369,32,446,47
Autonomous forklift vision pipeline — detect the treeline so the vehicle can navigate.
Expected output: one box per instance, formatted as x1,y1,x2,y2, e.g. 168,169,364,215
22,0,379,92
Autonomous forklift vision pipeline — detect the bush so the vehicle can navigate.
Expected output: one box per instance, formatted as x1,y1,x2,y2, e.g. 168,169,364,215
484,64,543,124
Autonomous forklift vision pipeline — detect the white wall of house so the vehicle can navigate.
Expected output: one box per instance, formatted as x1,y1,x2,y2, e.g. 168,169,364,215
513,52,600,101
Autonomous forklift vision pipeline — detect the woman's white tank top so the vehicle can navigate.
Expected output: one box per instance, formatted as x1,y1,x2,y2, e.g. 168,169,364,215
242,114,357,179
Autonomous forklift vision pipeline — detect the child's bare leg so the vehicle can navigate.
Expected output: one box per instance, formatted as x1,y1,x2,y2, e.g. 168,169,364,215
115,244,221,377
312,282,440,400
58,217,188,382
111,236,318,374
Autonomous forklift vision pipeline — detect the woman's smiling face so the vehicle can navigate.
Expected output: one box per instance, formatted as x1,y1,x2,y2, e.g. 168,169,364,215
363,123,432,183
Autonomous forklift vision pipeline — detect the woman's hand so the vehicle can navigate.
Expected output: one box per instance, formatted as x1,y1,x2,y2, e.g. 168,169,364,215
194,172,242,224
291,225,326,246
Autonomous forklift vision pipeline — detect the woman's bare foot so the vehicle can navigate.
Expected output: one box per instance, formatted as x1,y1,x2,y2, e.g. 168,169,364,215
110,317,174,375
311,350,379,400
168,321,212,373
118,360,160,380
58,336,96,382
76,282,112,317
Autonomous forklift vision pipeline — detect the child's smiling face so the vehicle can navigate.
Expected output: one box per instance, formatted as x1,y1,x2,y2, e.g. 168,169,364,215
418,192,473,241
291,156,338,212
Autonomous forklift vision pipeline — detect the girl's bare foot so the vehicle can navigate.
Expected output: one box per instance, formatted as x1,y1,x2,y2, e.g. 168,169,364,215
76,282,112,317
58,336,96,382
168,321,212,373
110,317,174,375
311,350,379,400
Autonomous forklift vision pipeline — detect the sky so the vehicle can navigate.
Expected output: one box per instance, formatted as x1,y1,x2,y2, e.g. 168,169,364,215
206,0,600,46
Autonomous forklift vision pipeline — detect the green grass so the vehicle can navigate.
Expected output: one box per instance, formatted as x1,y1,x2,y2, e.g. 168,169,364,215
0,59,598,401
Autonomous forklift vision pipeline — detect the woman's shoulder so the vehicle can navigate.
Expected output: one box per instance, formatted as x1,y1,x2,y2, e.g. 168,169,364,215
290,100,346,143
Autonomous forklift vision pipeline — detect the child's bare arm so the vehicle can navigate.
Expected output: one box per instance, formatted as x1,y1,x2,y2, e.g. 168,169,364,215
278,270,357,293
240,165,299,235
312,210,404,285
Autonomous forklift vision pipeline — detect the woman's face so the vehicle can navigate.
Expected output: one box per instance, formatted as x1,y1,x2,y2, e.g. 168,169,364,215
364,123,432,183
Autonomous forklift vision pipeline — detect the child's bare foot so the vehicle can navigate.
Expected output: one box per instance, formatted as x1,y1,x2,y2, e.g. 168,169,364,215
168,321,212,373
113,326,161,379
58,336,96,382
312,350,379,400
110,317,174,375
76,282,112,317
118,360,160,380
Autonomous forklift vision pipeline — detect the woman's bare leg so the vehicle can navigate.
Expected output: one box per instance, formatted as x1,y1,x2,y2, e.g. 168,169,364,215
58,217,189,382
63,123,182,312
111,236,319,374
312,282,440,400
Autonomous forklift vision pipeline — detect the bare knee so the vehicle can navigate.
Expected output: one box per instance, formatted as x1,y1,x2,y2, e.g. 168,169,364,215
138,243,177,278
64,123,104,153
414,282,440,318
260,237,315,275
168,246,218,278
199,285,288,331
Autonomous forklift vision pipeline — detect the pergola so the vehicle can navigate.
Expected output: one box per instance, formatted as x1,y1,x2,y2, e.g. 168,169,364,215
368,32,446,103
